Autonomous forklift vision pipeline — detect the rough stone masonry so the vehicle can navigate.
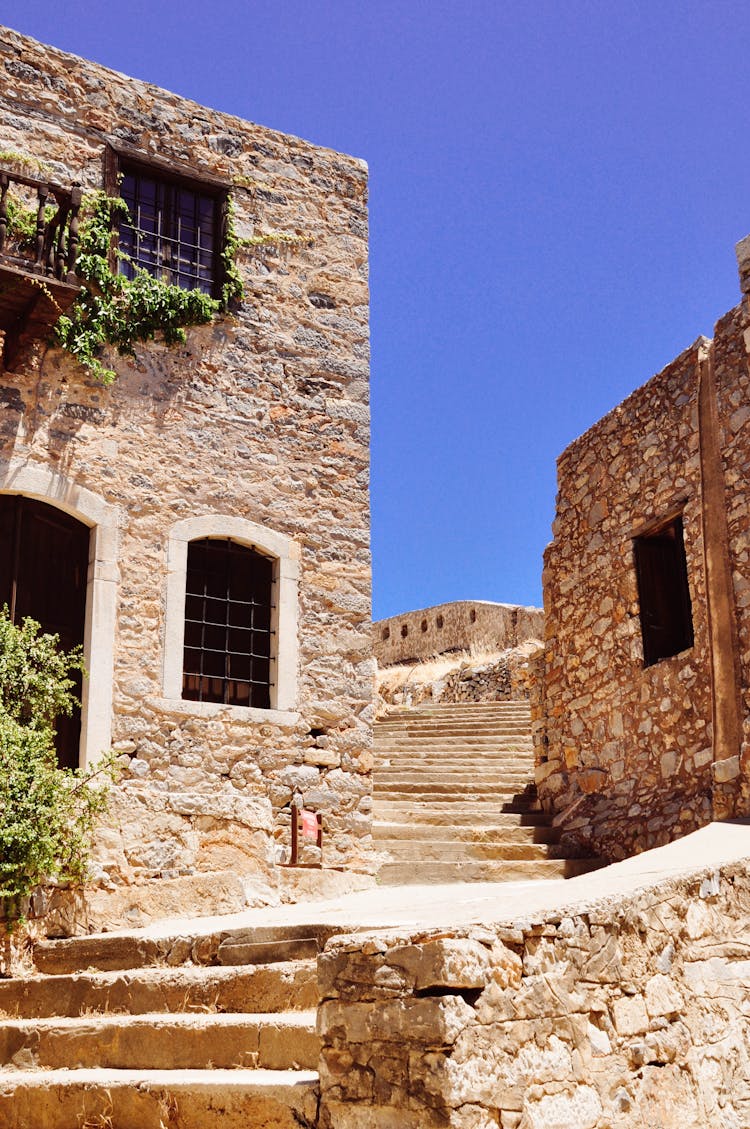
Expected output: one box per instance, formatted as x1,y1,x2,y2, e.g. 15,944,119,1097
318,848,750,1128
0,25,373,929
532,235,750,864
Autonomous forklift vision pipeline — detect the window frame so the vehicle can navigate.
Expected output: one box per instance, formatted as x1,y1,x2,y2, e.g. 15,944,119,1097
633,513,694,668
104,145,230,300
162,515,300,719
182,537,274,709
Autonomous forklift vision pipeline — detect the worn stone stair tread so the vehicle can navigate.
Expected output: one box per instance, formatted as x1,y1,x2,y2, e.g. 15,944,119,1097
377,857,605,884
372,806,551,826
0,1009,319,1071
217,937,320,966
374,840,553,861
0,959,318,1019
374,792,539,804
34,923,339,976
373,821,561,843
0,1067,319,1129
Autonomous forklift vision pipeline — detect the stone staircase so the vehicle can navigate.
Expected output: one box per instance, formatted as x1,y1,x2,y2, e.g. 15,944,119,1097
374,700,602,884
0,923,338,1128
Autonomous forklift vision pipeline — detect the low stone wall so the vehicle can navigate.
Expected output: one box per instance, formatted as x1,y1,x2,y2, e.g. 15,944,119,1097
318,858,750,1128
374,602,543,667
377,642,541,711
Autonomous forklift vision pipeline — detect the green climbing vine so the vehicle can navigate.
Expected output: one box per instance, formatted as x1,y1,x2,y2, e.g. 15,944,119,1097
52,192,244,385
2,181,244,384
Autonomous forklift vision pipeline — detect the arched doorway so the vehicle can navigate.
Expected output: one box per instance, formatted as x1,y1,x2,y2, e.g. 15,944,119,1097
0,495,89,769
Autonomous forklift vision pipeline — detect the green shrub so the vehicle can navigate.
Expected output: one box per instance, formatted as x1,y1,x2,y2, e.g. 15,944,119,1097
0,610,115,936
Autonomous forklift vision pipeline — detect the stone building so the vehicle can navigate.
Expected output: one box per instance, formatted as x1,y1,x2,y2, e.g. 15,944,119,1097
534,236,750,860
0,27,373,926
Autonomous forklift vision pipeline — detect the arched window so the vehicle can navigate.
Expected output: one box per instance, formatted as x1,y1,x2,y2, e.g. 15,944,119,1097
163,515,299,717
183,538,273,708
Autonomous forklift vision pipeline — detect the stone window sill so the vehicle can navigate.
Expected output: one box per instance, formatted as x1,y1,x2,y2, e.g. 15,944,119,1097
152,696,299,726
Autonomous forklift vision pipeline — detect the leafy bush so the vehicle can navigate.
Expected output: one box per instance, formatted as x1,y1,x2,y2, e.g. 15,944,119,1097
0,610,115,934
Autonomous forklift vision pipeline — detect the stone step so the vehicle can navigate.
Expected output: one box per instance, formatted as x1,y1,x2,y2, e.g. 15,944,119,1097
376,741,532,750
374,772,532,786
377,857,605,885
373,790,538,803
374,771,532,784
381,706,531,716
372,821,561,844
375,767,533,776
0,1010,318,1071
0,960,317,1020
375,839,554,862
0,1067,319,1129
375,729,533,739
377,711,531,721
375,744,533,754
34,924,342,977
373,803,549,825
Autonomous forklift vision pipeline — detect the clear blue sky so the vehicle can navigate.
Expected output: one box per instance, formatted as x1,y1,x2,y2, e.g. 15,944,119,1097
7,2,750,617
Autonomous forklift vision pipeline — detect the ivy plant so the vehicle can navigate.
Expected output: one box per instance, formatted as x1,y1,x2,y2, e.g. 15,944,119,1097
52,192,243,384
0,610,117,960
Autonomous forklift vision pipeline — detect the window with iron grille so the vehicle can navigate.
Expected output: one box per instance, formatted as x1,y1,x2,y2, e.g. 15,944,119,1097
182,538,274,708
118,166,219,294
634,515,694,667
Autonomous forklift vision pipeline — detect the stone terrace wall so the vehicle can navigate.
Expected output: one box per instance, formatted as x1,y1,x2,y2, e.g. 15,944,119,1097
537,341,713,860
377,642,541,711
318,859,750,1128
0,27,372,926
374,601,543,667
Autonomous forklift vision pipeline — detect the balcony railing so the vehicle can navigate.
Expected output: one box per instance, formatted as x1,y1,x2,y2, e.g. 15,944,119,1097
0,170,83,370
0,171,82,282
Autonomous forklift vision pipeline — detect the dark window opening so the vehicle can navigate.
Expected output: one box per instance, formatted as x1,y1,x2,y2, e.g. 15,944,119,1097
0,495,89,769
634,516,694,667
118,165,221,295
182,538,274,708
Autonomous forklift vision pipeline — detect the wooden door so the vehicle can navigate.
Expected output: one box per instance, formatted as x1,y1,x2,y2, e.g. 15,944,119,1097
0,495,89,768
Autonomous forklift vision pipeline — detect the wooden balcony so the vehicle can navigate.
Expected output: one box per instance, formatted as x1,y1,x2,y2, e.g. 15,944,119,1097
0,171,83,370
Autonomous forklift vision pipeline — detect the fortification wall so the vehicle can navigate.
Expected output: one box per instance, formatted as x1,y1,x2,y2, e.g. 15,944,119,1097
0,27,372,927
374,600,543,667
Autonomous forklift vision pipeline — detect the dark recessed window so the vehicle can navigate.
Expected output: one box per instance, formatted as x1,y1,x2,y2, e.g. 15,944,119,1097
183,538,274,708
119,166,220,294
634,515,694,667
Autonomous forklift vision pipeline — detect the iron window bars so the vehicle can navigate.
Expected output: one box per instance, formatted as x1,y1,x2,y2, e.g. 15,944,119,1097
183,538,274,708
119,168,217,294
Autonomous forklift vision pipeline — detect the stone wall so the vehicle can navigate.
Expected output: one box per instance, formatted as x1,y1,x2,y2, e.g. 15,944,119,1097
377,642,541,711
318,857,750,1128
536,240,750,860
537,339,713,859
374,601,543,667
0,27,373,926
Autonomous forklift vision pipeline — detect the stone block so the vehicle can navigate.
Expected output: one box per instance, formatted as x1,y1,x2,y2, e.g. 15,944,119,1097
612,995,649,1036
